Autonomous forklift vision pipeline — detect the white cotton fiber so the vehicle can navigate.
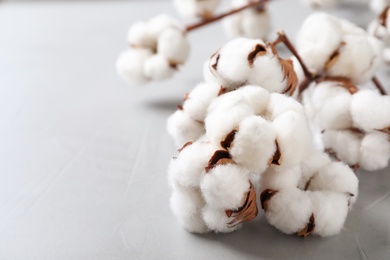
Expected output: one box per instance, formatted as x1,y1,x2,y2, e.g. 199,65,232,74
200,164,250,209
158,28,190,64
202,205,242,233
230,116,277,173
203,60,219,84
148,14,182,39
170,188,209,233
166,110,205,147
266,93,305,120
370,0,390,14
300,0,339,9
297,12,344,73
310,191,349,237
116,48,153,85
359,131,390,171
127,21,156,49
183,82,223,122
308,161,359,206
322,129,362,166
144,55,175,80
230,85,270,114
264,188,313,234
350,89,390,132
173,0,220,19
271,111,312,169
299,149,332,188
168,141,216,187
260,166,302,191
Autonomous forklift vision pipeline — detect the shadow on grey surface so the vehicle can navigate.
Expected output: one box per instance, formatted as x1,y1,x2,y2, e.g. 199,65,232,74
142,98,181,112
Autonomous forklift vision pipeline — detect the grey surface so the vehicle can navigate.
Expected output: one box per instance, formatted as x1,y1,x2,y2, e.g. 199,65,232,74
0,0,389,259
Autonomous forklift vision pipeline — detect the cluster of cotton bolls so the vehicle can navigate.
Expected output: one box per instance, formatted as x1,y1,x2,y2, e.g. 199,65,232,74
116,15,190,85
300,0,340,9
368,6,390,62
297,12,383,85
222,0,271,39
173,0,220,19
167,37,299,147
370,0,390,13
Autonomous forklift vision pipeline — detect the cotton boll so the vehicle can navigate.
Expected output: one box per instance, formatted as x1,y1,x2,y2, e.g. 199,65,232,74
266,93,305,120
230,116,277,173
370,0,390,14
271,111,312,170
222,12,243,39
167,110,205,147
230,85,270,114
209,38,267,89
116,48,153,85
264,188,313,234
350,89,390,132
310,191,349,237
297,13,344,73
308,161,359,206
360,132,390,171
300,0,339,9
173,0,220,19
170,188,209,233
144,55,175,80
299,149,332,188
202,205,242,233
339,18,366,36
169,141,216,187
368,20,390,46
203,60,219,84
148,14,182,39
183,82,221,122
158,28,190,64
322,129,362,166
127,21,156,49
260,166,302,191
201,164,250,209
291,56,305,89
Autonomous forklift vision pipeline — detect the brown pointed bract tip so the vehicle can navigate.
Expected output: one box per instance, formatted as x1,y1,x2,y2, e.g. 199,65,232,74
325,42,345,70
177,141,193,154
218,86,228,96
297,214,315,237
221,129,237,149
177,105,183,110
212,54,220,71
248,44,267,67
260,189,278,211
226,182,259,228
280,58,298,96
205,150,232,173
271,140,282,165
379,6,390,27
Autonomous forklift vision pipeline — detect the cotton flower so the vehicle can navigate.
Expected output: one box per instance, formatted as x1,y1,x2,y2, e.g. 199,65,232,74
117,14,190,85
173,0,220,19
223,0,271,39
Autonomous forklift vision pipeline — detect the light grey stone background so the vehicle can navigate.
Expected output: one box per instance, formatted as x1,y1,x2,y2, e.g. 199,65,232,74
0,0,389,259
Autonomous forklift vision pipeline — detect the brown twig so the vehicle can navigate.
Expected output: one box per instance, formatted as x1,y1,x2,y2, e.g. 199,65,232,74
372,76,387,95
186,0,268,32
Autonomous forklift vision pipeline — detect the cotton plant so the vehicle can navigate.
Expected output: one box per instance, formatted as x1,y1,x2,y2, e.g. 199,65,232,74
368,6,390,63
116,0,270,86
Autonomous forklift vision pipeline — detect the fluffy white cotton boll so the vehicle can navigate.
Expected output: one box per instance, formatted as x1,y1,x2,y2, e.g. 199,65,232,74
326,35,383,83
264,188,313,234
144,55,175,80
170,188,209,233
299,149,332,188
116,48,153,85
231,85,270,114
173,0,220,19
384,48,390,62
148,14,182,39
158,28,190,64
183,82,221,122
206,104,253,144
297,13,344,72
310,191,349,237
169,141,216,187
300,0,339,9
201,164,250,209
266,93,305,120
360,132,390,171
370,0,390,14
203,60,219,84
127,21,156,49
272,111,312,169
209,38,266,89
167,110,205,147
223,8,271,40
322,129,362,166
308,161,359,206
260,166,302,191
350,89,390,132
202,205,242,233
339,18,366,36
291,56,305,89
368,20,390,46
311,82,353,130
230,116,277,173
